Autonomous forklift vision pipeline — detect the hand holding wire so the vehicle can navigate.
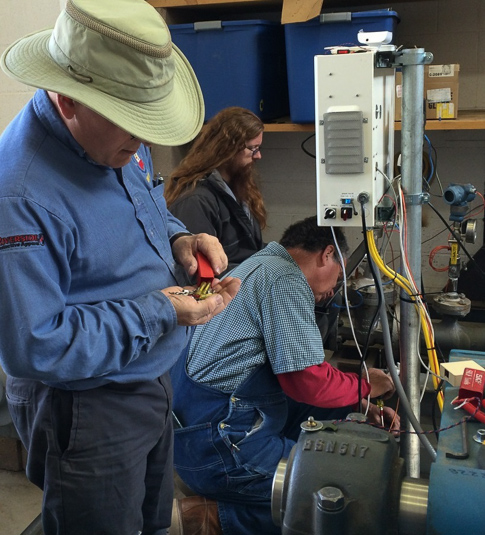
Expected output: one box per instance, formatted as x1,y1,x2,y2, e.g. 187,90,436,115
367,368,396,400
362,399,401,435
376,398,385,427
161,276,240,326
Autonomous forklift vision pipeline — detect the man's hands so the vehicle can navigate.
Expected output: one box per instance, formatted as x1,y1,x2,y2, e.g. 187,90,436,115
367,368,396,400
171,233,228,278
362,369,400,434
361,399,401,434
161,277,241,326
166,233,240,325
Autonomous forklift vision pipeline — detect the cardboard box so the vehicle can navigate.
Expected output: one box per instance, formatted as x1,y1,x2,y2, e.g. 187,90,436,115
440,359,485,387
425,64,459,120
282,0,323,23
394,64,459,121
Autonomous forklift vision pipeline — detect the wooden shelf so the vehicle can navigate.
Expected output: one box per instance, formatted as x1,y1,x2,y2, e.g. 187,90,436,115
263,121,314,133
147,0,280,8
397,110,485,131
147,0,422,8
422,110,485,131
148,1,485,133
263,111,485,132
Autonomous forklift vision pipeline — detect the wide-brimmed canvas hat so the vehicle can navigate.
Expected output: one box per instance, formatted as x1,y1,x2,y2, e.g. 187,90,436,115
1,0,204,146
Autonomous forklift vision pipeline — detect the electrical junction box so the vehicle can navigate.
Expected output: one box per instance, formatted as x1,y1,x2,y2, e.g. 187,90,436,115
315,51,395,228
440,359,485,387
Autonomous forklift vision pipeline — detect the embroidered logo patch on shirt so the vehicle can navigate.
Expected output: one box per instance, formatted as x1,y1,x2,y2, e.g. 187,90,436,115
133,152,151,183
133,152,145,172
0,233,45,251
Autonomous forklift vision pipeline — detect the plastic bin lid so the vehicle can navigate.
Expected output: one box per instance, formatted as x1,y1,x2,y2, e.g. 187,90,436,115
304,9,400,25
169,19,280,30
352,9,400,19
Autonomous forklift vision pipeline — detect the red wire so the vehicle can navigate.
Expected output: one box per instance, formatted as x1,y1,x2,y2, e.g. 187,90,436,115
429,245,451,272
464,190,485,219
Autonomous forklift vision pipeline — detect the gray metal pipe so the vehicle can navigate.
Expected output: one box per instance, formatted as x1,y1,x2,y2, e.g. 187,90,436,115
398,477,429,535
399,48,432,478
372,257,437,462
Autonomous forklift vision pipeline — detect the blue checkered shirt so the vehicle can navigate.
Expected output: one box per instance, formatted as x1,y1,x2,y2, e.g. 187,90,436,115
186,242,325,392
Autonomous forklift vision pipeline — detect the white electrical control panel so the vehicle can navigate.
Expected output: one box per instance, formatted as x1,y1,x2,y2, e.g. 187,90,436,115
315,51,395,227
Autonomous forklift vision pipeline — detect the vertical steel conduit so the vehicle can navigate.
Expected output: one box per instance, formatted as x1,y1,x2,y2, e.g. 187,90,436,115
399,48,433,478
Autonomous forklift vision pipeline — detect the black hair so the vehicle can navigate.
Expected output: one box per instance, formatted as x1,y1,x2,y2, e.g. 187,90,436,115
279,216,349,257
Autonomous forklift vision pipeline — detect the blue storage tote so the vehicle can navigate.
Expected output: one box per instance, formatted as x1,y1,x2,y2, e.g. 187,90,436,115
169,20,289,122
285,10,400,123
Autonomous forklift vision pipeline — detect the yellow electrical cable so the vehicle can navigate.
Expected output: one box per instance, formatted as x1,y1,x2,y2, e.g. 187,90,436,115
367,230,444,411
368,233,443,410
367,231,443,409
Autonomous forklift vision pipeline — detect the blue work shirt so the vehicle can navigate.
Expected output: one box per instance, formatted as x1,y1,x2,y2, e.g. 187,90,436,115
0,90,191,389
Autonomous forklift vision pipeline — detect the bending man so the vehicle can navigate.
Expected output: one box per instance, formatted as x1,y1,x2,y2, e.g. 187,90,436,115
171,216,399,535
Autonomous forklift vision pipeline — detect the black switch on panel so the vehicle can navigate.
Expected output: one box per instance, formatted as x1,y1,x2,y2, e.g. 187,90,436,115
341,207,353,221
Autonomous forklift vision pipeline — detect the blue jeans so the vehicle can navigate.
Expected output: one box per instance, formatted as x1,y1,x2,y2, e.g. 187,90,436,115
172,358,350,535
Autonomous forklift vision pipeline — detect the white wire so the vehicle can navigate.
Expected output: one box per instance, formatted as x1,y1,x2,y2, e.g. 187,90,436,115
371,173,445,408
415,320,429,402
396,182,445,388
331,227,370,414
420,369,430,402
376,167,400,261
397,183,423,301
376,167,399,203
434,169,444,196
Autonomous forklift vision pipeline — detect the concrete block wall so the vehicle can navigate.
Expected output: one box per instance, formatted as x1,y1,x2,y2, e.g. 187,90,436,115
1,0,484,294
0,0,63,130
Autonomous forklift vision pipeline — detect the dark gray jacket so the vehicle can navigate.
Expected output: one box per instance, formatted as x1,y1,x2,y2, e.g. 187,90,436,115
169,170,263,272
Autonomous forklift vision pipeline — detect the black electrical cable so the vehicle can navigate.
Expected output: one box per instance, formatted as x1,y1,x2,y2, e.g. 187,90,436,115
428,136,438,184
427,201,485,280
419,276,445,365
360,304,381,367
423,134,438,188
300,133,316,159
431,379,445,440
421,274,446,438
375,257,438,460
357,204,437,458
422,227,447,244
358,199,384,413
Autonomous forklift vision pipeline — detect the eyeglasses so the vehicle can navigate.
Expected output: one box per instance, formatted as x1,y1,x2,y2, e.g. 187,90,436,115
245,145,261,156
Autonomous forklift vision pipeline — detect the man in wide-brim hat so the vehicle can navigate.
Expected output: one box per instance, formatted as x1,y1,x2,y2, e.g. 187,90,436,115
0,1,240,534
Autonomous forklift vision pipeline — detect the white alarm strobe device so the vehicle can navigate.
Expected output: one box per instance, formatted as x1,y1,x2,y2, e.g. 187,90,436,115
357,30,393,46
